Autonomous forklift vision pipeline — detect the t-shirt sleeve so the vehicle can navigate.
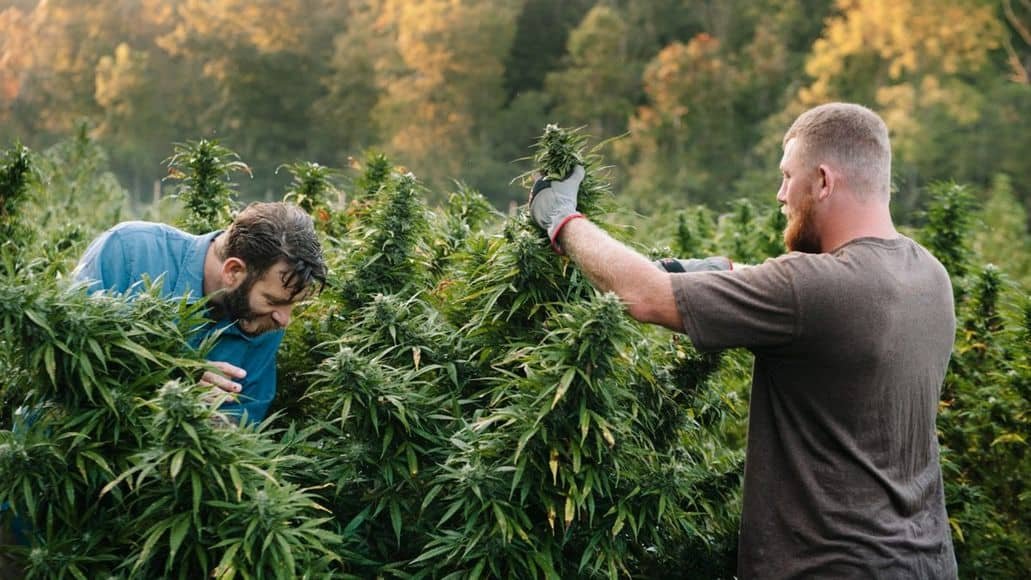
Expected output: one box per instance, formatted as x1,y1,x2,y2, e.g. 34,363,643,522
671,257,799,352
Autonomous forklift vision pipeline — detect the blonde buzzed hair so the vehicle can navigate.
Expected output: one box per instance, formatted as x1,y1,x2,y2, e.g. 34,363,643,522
784,103,892,200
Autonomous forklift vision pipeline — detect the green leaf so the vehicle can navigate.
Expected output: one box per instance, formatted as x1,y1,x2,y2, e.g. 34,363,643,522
991,433,1025,446
552,367,576,409
437,499,464,528
170,449,186,479
86,337,106,366
410,541,454,565
229,464,244,502
390,500,403,546
213,542,241,579
43,345,56,385
24,309,53,336
469,558,487,580
169,514,190,560
275,533,296,573
134,521,170,574
115,338,159,363
81,450,112,476
492,502,509,541
406,444,419,476
182,422,201,448
611,508,625,538
191,471,202,521
79,354,96,385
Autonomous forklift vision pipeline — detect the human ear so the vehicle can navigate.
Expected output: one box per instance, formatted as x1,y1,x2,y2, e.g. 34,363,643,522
817,164,835,201
221,257,248,287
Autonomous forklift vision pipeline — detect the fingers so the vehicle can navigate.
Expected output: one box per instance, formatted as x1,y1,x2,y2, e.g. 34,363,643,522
201,385,238,406
200,371,241,393
199,361,247,393
210,361,247,379
530,176,552,197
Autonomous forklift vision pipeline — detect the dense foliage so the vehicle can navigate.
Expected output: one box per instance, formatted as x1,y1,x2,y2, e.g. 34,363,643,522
0,125,1028,578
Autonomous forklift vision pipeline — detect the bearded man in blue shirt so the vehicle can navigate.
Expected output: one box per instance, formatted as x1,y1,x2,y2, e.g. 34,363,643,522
73,201,327,423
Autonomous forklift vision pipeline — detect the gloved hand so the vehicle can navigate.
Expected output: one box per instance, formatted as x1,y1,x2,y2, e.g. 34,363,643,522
653,256,733,273
529,165,586,252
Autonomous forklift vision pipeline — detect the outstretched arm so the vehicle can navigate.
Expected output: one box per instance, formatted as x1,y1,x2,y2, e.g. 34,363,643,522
527,165,733,332
558,217,684,331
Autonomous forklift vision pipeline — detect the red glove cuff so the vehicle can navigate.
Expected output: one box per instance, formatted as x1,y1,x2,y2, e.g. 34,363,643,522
550,212,586,254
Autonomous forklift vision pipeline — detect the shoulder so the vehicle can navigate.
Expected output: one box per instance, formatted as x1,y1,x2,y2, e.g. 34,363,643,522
103,221,190,247
756,238,913,291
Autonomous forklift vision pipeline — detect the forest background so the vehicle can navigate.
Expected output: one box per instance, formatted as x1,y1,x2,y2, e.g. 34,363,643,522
2,0,1030,229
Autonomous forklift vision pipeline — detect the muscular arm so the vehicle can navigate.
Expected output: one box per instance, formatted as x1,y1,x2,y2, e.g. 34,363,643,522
558,218,684,331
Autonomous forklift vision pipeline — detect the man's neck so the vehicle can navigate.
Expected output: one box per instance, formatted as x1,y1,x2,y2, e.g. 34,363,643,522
820,203,898,253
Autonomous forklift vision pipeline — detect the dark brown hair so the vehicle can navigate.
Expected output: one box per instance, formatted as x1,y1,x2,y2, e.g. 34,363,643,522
218,202,327,298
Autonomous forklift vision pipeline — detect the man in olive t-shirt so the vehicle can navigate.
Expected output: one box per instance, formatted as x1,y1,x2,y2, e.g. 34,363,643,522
525,102,957,578
673,238,956,577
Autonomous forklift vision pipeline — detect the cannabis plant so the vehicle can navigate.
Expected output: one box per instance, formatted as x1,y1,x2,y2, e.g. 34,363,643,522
165,140,249,234
280,160,343,235
0,143,36,254
919,183,1031,577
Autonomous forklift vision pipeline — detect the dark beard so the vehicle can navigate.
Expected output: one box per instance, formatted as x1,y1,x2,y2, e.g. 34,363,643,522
210,276,257,328
783,192,822,254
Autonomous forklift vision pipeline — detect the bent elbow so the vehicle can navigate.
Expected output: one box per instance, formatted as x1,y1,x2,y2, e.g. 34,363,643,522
621,278,683,332
624,297,654,324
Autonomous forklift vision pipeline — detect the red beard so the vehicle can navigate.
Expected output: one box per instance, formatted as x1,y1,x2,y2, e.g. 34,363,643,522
783,191,822,254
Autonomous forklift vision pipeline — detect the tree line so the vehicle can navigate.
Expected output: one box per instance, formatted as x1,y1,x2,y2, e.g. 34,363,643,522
1,0,1029,217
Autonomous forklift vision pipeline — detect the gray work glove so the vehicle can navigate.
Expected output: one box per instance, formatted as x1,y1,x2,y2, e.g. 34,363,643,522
529,165,586,251
653,256,733,272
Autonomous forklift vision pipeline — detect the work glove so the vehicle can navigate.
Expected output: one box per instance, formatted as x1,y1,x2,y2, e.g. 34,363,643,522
653,256,733,272
529,165,586,252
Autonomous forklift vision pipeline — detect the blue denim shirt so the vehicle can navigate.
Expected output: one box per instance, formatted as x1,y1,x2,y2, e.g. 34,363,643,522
73,221,283,423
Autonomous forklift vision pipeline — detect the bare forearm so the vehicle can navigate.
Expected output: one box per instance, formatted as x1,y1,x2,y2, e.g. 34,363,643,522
557,218,683,330
560,218,651,293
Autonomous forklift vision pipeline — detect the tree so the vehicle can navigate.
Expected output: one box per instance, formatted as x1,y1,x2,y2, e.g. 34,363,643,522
619,34,740,208
797,0,1008,213
545,5,641,140
372,0,524,194
310,0,384,162
155,0,349,195
974,174,1031,286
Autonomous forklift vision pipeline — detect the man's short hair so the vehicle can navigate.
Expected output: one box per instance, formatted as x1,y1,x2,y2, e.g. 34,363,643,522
783,103,892,200
219,202,327,299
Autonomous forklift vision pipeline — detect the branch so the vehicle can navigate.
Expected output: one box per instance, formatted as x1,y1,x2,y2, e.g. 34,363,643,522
1001,31,1030,84
1004,0,1031,46
1002,0,1031,84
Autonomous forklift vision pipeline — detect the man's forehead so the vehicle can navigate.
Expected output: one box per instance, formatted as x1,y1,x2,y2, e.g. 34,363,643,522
258,263,312,299
780,138,799,168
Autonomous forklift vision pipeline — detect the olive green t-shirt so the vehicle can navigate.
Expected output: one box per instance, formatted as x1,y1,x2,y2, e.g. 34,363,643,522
672,236,957,579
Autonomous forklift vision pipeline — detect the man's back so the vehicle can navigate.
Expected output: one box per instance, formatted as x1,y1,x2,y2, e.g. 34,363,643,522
673,236,957,578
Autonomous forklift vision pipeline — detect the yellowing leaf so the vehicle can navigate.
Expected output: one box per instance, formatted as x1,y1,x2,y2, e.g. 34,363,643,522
549,448,559,485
